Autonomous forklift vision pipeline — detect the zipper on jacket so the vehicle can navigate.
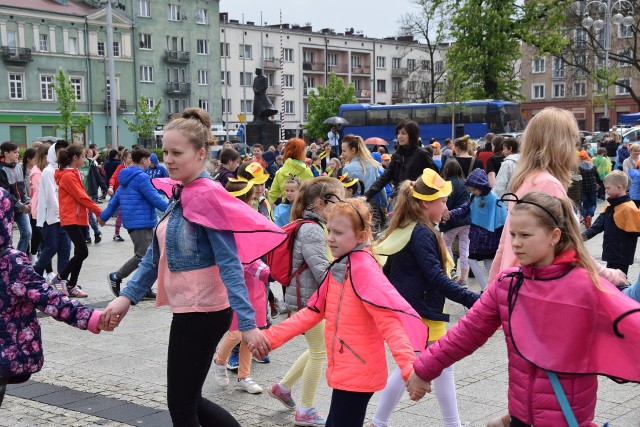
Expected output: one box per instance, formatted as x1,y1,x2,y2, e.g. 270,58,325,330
339,338,366,364
330,268,348,370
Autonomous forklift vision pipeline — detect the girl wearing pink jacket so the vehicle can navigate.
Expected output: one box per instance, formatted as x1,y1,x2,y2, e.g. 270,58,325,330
407,192,640,426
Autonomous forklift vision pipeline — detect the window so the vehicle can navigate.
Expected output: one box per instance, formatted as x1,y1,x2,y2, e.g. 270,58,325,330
573,81,586,97
139,33,152,50
377,79,386,92
168,4,181,21
196,8,208,24
167,98,186,114
285,101,294,114
221,71,230,85
392,57,402,69
266,72,276,86
221,98,231,113
239,44,252,59
39,34,48,52
283,48,293,62
146,98,156,109
351,55,362,69
263,46,274,60
166,36,184,52
9,73,24,100
617,78,631,95
196,39,209,55
140,66,153,82
198,70,209,86
199,99,209,112
595,55,605,69
113,41,120,57
532,57,545,73
304,76,315,88
240,72,253,86
407,59,416,71
303,51,314,63
532,83,545,99
138,0,150,17
618,48,633,67
552,83,565,98
619,24,633,38
392,79,401,91
595,80,606,94
552,57,565,78
574,54,587,76
353,79,361,91
284,74,294,88
421,60,431,70
69,37,77,55
166,68,186,82
220,43,230,57
575,28,587,48
40,75,55,101
376,56,386,68
435,61,444,73
7,31,17,53
327,53,337,67
98,41,105,56
241,99,253,113
70,77,82,101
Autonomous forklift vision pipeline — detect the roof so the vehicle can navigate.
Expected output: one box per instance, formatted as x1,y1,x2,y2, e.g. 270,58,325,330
1,0,98,17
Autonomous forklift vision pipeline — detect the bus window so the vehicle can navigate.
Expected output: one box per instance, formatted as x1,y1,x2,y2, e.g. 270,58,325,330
342,110,366,126
367,109,389,126
460,105,487,123
436,106,452,124
389,108,412,124
413,107,435,124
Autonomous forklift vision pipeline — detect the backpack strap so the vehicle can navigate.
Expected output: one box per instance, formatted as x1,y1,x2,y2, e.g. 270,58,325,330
546,371,579,427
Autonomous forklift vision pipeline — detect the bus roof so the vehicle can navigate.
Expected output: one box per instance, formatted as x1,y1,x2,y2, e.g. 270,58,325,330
339,100,518,111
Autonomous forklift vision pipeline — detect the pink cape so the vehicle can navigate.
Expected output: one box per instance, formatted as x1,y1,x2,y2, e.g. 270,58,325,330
308,249,429,352
506,266,640,382
152,177,286,264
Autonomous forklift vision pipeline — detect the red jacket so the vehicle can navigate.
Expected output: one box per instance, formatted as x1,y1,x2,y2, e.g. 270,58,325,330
109,163,125,190
54,168,102,226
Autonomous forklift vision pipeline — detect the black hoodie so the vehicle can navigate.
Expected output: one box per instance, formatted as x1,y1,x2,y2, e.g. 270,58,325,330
0,159,30,212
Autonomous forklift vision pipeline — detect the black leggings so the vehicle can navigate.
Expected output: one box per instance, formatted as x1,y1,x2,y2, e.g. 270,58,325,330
325,389,374,427
61,225,89,287
167,309,239,427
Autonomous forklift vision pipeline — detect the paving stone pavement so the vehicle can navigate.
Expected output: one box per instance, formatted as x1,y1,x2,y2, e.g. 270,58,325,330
2,200,640,426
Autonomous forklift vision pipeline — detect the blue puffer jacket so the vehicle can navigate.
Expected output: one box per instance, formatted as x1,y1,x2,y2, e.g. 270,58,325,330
629,169,640,201
383,224,479,322
100,166,168,230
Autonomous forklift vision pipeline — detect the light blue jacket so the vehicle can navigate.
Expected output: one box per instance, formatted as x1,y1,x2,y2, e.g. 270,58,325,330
629,169,640,201
120,172,256,331
343,156,388,208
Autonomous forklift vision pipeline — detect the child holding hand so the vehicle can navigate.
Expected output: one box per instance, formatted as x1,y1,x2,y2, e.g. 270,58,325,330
407,192,640,426
257,198,428,427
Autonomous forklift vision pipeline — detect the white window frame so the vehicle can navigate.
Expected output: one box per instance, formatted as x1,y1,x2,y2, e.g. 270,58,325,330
392,57,402,69
39,34,48,52
435,61,444,73
198,70,210,86
98,41,105,56
199,99,210,112
221,71,230,85
616,78,631,95
196,39,209,55
262,46,274,60
196,8,208,25
138,0,151,17
70,76,83,101
139,33,152,50
573,81,586,97
532,57,545,73
618,48,633,67
69,37,77,55
283,48,293,62
239,44,252,59
240,99,253,114
552,83,565,98
221,98,231,113
377,79,387,92
9,73,25,100
619,24,633,38
220,42,230,57
552,57,565,78
113,41,120,57
40,74,55,101
284,74,294,88
168,4,181,21
327,53,337,67
240,72,253,86
140,65,154,83
147,97,156,109
285,100,295,115
376,56,386,68
407,59,416,71
532,83,545,100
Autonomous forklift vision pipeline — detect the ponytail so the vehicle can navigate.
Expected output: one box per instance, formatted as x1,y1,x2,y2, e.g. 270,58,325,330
57,143,85,169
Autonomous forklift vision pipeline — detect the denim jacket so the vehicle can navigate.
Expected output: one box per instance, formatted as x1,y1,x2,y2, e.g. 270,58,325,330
120,172,256,331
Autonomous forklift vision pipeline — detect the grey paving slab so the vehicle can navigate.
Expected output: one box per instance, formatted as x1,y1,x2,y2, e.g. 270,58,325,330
133,410,173,426
64,395,128,414
7,382,60,399
32,388,95,406
93,403,163,423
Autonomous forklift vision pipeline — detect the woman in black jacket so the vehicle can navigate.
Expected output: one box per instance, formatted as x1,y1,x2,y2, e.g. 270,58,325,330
364,120,438,201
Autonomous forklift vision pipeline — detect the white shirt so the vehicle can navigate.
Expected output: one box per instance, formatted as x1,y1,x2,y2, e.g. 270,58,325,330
327,131,338,147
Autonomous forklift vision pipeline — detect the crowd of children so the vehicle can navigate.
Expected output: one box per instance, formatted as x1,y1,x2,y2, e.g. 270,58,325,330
2,107,640,427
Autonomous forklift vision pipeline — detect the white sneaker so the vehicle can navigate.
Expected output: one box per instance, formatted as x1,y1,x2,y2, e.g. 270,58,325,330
213,359,229,387
237,377,263,394
46,272,56,284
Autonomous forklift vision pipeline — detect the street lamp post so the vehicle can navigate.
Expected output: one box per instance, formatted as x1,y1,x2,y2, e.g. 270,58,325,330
582,0,634,126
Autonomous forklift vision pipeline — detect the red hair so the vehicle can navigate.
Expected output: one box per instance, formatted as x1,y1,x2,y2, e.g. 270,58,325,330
326,198,373,241
284,138,306,161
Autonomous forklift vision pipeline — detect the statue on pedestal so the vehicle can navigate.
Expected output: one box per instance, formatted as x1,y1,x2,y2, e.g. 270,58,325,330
252,68,278,122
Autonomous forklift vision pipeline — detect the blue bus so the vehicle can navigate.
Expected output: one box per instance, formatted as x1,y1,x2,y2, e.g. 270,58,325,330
338,100,524,145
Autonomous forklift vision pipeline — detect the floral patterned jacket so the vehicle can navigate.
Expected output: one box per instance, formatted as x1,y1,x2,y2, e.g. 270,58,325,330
0,188,101,379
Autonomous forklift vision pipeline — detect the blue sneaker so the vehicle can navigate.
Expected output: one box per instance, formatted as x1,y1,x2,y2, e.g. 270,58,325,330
253,355,270,363
226,352,239,370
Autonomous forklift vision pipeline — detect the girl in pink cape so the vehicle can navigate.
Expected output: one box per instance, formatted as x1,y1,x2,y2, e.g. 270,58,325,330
407,192,640,427
256,198,428,427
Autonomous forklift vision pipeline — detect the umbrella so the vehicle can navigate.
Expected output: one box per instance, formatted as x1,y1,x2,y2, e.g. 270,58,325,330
364,137,389,146
33,136,66,143
323,116,349,126
233,142,249,150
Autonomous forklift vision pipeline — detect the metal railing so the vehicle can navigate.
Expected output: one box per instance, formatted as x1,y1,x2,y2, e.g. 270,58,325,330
165,82,191,94
303,62,325,71
164,50,190,63
103,99,127,113
1,47,32,63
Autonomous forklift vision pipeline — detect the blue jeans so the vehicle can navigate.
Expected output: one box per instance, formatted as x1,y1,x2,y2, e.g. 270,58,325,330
14,211,32,253
623,277,640,303
581,191,597,218
34,222,71,276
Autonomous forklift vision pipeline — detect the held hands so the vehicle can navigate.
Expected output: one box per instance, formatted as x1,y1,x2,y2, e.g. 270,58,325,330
441,208,450,222
97,218,106,227
101,296,132,331
406,371,432,401
107,187,114,196
243,328,271,360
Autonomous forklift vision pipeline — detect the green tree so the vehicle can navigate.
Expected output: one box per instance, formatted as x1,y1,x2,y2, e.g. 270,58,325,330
305,72,358,141
124,96,163,144
441,70,474,139
53,68,93,141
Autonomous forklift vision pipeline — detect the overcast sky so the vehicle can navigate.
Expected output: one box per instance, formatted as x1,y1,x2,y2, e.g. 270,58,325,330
220,0,419,39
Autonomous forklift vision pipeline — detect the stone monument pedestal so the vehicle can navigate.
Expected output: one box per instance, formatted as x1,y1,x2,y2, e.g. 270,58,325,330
246,121,280,147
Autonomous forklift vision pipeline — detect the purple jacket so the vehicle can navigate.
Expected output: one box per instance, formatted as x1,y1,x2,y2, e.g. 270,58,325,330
414,262,598,426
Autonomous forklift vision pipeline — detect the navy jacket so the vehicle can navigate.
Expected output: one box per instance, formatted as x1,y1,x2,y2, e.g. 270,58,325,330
100,166,168,230
439,176,470,232
383,224,479,322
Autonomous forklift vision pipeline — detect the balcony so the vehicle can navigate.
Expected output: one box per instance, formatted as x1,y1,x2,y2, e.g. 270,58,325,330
357,89,372,99
351,66,371,75
1,47,33,63
303,62,325,72
164,50,190,64
165,82,191,95
266,85,281,96
392,67,409,77
263,58,280,69
327,64,349,73
103,99,127,113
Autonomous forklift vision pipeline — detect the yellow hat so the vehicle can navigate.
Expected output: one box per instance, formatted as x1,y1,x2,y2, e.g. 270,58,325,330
338,172,359,188
241,162,270,184
411,168,452,201
227,178,255,197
